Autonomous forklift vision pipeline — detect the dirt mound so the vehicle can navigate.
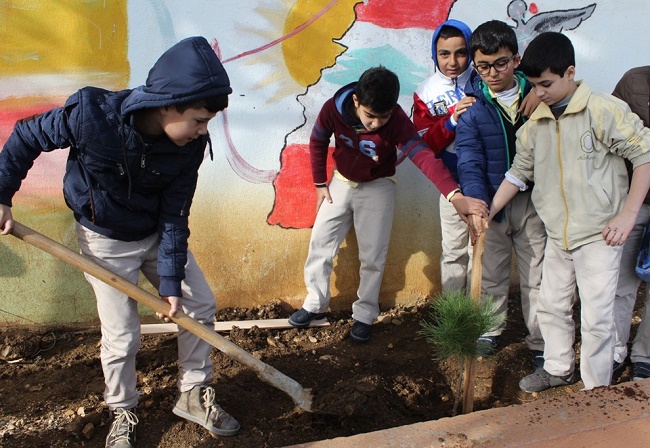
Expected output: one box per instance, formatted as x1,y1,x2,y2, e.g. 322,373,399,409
0,292,644,447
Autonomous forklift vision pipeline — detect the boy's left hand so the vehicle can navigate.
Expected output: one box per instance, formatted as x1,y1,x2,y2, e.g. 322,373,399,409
156,295,182,322
452,96,476,122
603,210,636,246
467,215,488,245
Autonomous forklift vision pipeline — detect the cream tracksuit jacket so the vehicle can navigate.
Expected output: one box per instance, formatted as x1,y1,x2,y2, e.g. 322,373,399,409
509,81,650,250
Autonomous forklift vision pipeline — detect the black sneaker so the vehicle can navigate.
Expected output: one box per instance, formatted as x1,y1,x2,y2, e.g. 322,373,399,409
350,320,372,342
613,360,624,373
632,361,650,381
476,335,500,357
519,369,574,393
288,308,327,328
105,407,138,448
531,350,544,372
612,359,626,381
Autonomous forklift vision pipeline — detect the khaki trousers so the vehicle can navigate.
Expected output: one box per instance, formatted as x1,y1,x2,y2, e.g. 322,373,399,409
76,223,216,410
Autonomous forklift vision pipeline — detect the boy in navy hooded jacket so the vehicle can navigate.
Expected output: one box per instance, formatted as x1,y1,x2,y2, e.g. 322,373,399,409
0,36,239,446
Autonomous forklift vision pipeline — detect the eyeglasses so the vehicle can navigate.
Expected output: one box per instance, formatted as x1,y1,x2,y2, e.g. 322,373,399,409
473,55,517,76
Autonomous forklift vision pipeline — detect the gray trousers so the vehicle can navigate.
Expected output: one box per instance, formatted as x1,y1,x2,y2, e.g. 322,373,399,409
614,204,650,364
481,190,546,351
76,223,216,410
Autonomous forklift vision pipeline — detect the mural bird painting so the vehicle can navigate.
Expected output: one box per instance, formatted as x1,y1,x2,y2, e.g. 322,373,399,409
507,0,596,51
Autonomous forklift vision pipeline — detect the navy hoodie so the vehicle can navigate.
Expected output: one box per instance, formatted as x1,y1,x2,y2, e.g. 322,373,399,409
0,36,232,297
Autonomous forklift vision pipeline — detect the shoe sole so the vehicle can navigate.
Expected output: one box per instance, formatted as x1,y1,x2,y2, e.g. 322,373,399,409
350,335,370,342
288,313,326,328
519,378,573,393
349,330,371,343
172,407,240,437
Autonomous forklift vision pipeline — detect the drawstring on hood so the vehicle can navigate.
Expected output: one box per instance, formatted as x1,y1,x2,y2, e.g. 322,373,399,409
431,19,473,71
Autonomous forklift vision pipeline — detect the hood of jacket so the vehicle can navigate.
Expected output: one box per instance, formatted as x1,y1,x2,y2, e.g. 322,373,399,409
431,19,473,69
333,82,357,123
122,36,232,116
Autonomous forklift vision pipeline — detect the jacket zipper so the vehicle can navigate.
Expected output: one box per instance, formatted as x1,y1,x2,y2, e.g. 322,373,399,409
556,119,570,249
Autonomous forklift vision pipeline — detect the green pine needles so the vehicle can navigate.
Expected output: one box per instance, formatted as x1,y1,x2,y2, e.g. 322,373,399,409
419,290,502,363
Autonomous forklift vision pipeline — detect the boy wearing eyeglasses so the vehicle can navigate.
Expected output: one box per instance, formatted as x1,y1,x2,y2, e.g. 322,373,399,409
455,20,546,371
488,32,650,391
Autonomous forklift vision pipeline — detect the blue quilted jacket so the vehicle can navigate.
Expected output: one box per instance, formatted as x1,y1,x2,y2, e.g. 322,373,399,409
0,36,232,297
456,70,530,206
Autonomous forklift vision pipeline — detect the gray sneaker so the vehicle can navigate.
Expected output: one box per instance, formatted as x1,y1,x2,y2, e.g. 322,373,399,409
105,407,138,448
519,369,574,393
173,385,240,437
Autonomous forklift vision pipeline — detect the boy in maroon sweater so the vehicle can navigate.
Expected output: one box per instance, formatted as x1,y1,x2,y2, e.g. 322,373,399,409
289,66,487,341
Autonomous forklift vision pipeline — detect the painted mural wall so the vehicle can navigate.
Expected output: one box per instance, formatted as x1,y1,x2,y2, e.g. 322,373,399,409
0,0,648,325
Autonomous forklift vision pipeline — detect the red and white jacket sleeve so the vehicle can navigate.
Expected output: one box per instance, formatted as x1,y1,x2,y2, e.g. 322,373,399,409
412,92,457,155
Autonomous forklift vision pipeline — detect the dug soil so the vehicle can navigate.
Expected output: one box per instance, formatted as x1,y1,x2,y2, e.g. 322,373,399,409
0,290,645,447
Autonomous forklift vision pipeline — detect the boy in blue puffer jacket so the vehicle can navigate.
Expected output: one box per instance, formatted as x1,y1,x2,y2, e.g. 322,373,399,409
0,36,240,446
455,20,546,371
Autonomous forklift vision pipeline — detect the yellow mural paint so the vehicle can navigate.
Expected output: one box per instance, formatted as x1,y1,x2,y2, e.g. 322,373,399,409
282,0,360,87
0,0,128,85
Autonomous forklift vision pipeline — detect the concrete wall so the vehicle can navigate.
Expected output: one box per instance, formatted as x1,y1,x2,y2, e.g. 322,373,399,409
0,0,648,325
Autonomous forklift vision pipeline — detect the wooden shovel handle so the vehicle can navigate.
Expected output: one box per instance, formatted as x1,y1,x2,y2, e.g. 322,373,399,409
470,230,486,302
10,221,313,411
462,228,487,415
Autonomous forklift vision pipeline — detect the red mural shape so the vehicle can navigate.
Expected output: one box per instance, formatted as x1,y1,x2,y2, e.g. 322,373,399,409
267,143,335,229
355,0,457,29
0,105,59,147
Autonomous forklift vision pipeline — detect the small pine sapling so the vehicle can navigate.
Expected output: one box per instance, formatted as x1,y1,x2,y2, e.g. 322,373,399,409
419,289,502,415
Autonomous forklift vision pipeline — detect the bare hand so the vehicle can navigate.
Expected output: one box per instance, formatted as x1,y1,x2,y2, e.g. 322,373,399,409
0,204,14,235
316,186,332,212
452,96,476,122
156,296,182,322
602,210,636,246
519,90,542,117
468,215,488,245
450,193,488,218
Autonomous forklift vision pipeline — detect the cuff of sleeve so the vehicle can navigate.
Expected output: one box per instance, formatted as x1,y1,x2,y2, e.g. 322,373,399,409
446,188,461,202
158,277,183,297
505,172,529,191
444,116,457,132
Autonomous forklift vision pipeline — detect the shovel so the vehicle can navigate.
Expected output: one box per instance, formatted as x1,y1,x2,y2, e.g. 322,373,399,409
10,221,313,411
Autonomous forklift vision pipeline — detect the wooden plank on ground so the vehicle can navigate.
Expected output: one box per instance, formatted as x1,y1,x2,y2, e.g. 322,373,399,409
141,318,330,335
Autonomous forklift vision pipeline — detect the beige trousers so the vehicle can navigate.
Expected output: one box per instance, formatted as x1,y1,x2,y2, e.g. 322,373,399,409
539,239,623,389
302,175,395,325
439,194,472,292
